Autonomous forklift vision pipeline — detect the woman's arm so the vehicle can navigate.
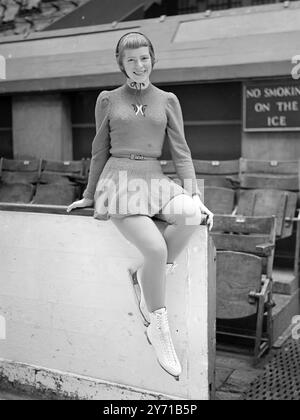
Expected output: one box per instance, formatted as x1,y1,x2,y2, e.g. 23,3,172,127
166,92,201,197
82,91,111,201
166,92,213,229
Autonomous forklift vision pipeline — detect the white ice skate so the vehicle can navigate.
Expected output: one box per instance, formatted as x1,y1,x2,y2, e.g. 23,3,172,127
146,307,182,380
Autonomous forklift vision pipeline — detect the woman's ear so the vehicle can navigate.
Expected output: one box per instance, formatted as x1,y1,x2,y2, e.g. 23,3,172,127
119,64,129,78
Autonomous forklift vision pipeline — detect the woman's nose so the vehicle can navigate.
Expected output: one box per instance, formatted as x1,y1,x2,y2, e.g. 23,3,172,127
135,60,144,69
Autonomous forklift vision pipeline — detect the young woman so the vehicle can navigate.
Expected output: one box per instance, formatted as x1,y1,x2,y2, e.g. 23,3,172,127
67,32,213,380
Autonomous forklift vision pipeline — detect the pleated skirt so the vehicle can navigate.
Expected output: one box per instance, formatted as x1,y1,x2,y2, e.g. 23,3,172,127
93,157,188,223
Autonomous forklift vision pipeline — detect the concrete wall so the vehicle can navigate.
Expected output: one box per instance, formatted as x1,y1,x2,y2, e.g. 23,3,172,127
12,94,72,161
0,209,216,400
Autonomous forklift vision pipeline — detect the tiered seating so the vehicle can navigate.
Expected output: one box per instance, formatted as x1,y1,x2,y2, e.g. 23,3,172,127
236,159,300,279
0,0,88,38
0,157,86,206
211,215,276,361
159,157,298,360
213,159,299,360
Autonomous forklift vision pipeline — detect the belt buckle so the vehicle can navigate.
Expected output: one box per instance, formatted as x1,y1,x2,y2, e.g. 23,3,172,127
131,153,144,160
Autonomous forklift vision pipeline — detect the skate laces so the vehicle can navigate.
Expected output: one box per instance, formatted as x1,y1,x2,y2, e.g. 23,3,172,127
154,310,179,366
166,262,178,275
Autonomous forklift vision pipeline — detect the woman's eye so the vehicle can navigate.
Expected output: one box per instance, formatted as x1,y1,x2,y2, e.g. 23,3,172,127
127,57,149,63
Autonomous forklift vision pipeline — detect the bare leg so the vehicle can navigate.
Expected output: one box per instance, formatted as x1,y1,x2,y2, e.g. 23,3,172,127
160,194,202,263
110,215,168,312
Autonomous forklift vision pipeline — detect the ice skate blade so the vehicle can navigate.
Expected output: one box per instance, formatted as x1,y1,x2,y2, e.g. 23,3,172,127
128,269,150,327
145,330,152,345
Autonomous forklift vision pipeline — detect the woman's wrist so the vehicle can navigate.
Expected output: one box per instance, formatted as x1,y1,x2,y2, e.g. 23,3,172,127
192,193,202,201
83,196,94,204
192,194,203,208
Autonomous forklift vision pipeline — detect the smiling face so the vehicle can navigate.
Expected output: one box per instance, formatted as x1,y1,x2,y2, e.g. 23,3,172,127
122,47,152,83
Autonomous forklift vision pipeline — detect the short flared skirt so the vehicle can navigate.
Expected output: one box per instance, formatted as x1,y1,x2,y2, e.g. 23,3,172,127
93,156,189,223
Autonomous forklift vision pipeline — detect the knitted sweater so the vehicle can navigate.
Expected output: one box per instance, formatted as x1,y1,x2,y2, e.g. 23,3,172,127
83,82,200,200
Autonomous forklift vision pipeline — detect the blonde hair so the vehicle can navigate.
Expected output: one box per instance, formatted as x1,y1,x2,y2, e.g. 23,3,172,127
115,32,156,76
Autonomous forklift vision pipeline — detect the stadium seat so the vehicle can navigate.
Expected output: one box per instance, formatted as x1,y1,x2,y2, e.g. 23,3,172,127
0,157,42,184
203,186,236,215
193,159,240,188
39,159,85,184
0,182,34,204
211,215,276,362
32,183,79,206
237,188,297,239
239,159,299,192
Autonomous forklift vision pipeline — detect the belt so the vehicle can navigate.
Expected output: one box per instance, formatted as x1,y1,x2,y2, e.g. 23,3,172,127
111,153,157,161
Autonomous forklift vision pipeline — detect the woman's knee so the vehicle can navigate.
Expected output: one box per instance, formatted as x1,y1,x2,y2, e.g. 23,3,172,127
144,241,168,261
166,195,202,226
111,215,168,260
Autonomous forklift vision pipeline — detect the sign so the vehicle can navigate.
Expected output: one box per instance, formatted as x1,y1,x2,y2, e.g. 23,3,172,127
243,80,300,132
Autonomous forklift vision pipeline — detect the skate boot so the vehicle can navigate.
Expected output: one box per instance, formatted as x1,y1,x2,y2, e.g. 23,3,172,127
146,307,182,380
129,263,178,327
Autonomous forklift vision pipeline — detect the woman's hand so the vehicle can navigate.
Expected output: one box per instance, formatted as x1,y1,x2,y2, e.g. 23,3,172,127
192,194,214,231
66,198,94,213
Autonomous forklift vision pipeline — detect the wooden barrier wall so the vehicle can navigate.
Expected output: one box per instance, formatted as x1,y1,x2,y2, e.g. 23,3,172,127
0,206,216,400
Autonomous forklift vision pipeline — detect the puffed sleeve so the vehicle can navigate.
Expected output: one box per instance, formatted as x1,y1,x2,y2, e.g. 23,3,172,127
166,92,201,197
82,91,111,200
